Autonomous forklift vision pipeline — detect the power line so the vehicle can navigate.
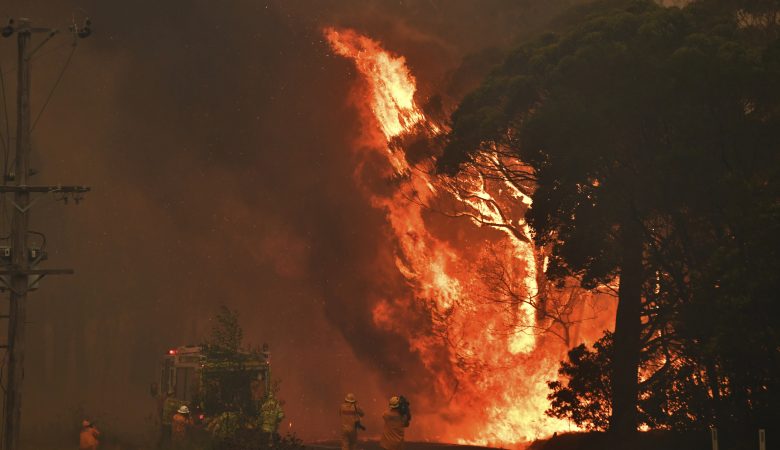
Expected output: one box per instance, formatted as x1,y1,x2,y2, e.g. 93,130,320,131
31,41,77,132
0,18,91,450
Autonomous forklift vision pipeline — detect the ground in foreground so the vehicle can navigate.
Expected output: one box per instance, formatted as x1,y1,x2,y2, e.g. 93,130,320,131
306,441,502,450
527,430,764,450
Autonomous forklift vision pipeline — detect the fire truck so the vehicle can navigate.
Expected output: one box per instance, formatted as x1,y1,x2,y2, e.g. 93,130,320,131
153,343,272,425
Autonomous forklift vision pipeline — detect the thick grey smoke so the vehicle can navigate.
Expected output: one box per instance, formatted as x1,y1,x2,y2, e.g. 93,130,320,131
0,0,582,445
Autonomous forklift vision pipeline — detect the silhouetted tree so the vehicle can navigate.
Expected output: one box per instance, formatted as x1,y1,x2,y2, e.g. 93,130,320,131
547,331,717,431
441,0,780,437
547,334,613,430
204,304,244,355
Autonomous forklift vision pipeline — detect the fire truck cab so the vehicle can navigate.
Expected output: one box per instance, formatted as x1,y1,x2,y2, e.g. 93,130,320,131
152,344,272,424
159,345,203,404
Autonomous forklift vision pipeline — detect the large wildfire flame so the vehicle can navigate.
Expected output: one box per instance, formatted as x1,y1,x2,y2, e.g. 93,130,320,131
325,28,613,446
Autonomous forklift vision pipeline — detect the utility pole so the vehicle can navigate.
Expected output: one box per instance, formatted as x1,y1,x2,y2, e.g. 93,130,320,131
0,17,91,450
4,19,31,450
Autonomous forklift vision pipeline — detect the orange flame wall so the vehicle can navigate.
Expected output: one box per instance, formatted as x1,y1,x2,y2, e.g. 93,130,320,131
324,27,614,446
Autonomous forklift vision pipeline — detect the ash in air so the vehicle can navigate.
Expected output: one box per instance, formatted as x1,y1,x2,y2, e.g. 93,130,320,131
0,2,776,450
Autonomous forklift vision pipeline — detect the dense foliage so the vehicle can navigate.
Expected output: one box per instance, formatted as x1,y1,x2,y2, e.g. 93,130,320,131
203,304,244,356
442,0,780,435
197,305,285,449
547,334,613,430
547,332,717,431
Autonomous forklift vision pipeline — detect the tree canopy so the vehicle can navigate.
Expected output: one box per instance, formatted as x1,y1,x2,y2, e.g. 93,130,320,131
441,0,780,436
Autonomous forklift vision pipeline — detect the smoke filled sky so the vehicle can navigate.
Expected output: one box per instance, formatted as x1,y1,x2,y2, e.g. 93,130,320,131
0,0,585,443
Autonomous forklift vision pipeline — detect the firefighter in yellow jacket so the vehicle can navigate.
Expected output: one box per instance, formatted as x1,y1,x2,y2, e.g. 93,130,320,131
339,393,364,450
380,396,410,450
261,394,285,447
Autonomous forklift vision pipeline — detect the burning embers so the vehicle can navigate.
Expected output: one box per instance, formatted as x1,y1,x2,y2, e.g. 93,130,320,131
324,28,610,445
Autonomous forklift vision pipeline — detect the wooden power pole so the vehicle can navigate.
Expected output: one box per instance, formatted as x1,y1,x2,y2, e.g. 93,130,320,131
0,17,91,450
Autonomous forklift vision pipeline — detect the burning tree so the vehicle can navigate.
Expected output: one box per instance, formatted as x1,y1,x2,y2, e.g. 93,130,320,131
441,0,780,440
324,27,614,444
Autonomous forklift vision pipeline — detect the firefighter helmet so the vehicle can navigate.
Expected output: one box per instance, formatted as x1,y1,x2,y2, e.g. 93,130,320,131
389,396,400,408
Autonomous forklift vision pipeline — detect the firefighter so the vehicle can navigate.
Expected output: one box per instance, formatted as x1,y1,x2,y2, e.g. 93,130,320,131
171,405,194,447
80,420,100,450
339,393,364,450
162,390,179,427
380,396,410,450
159,389,179,448
261,394,285,446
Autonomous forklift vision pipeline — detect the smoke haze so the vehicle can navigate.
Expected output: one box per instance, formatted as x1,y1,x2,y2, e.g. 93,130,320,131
0,0,585,444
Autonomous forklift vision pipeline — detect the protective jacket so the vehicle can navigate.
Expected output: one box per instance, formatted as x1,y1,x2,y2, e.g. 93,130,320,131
339,401,364,433
380,409,410,450
261,398,285,433
79,425,100,450
339,401,364,450
171,413,193,441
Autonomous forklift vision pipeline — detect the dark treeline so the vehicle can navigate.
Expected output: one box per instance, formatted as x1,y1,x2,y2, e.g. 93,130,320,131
440,0,780,446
